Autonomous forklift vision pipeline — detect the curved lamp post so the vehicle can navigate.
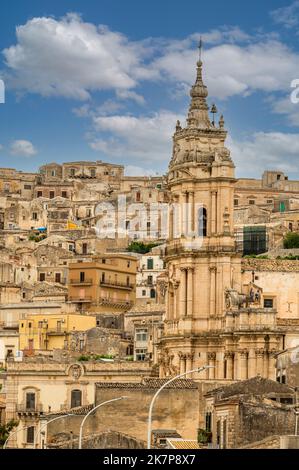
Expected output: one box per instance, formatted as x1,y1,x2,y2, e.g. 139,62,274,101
3,426,30,449
35,413,77,449
78,396,127,449
147,365,213,449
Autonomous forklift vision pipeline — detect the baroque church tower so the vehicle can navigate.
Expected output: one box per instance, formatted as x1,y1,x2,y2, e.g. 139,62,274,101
159,49,280,380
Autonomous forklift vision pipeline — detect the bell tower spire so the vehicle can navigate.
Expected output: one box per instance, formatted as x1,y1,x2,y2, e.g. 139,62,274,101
187,39,211,129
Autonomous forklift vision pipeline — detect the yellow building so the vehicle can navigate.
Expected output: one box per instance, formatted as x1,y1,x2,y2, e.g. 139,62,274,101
68,255,137,313
19,313,96,352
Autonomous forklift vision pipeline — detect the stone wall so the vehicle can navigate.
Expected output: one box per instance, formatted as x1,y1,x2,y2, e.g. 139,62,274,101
242,258,299,272
237,401,295,447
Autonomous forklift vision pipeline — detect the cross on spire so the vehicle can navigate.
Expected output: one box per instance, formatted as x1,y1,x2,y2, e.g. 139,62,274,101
198,37,203,61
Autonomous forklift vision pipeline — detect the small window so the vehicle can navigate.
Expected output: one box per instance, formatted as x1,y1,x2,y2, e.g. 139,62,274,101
205,412,212,432
61,191,67,198
234,199,239,206
80,272,85,282
32,212,38,220
37,191,43,198
264,298,274,308
70,168,75,176
135,348,147,361
142,289,146,296
249,200,255,205
147,258,154,270
90,168,96,177
71,389,82,408
49,191,55,199
26,392,35,410
24,184,32,190
136,329,148,342
26,426,35,444
39,273,46,282
267,200,273,204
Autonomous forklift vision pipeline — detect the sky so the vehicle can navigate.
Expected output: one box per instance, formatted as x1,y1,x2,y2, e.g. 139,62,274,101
1,0,299,178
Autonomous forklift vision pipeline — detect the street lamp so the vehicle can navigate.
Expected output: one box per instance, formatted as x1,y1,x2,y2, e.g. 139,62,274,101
3,425,30,449
147,365,213,449
35,413,78,449
78,396,127,449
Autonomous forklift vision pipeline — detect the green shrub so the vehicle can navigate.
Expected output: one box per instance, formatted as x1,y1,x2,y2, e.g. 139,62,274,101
283,232,299,249
197,428,212,445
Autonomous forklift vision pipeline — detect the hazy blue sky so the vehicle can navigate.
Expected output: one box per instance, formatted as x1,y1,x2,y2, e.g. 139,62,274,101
1,0,299,178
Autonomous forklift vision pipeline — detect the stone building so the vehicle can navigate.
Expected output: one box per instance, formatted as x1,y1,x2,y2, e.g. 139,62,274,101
68,255,137,313
158,53,299,382
2,358,151,448
125,303,165,363
204,376,295,448
136,253,165,303
39,378,199,449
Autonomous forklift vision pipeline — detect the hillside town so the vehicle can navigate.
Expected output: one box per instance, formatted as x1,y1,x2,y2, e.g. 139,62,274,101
1,54,299,451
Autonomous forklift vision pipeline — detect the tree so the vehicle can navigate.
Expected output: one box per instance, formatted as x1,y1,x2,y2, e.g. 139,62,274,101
283,232,299,249
0,420,19,448
127,241,159,254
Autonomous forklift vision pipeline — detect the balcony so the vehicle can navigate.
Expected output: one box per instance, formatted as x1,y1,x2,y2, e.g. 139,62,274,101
100,279,134,290
16,404,43,416
69,296,92,303
69,278,93,286
46,329,67,336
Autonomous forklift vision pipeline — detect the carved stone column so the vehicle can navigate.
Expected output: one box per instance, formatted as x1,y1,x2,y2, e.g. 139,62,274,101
179,352,186,374
238,349,248,380
189,191,195,235
208,352,216,379
169,205,174,240
209,266,216,317
181,191,188,236
247,348,256,378
216,352,224,379
268,349,277,380
180,268,187,317
173,281,179,320
186,352,194,375
187,267,194,316
211,191,217,234
255,349,264,376
224,351,234,379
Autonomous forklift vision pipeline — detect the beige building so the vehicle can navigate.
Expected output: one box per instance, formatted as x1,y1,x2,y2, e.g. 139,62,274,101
68,255,137,313
159,55,292,382
19,312,96,353
3,359,151,448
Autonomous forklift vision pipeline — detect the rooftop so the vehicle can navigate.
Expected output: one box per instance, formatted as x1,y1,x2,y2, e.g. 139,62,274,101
96,378,198,389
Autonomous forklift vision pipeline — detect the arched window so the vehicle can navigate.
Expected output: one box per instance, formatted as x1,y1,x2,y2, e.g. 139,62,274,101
198,207,207,237
71,389,82,408
150,288,156,298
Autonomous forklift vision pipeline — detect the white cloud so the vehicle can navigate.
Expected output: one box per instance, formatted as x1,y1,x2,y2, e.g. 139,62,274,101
125,165,157,176
10,139,37,156
270,1,299,29
269,93,299,126
152,40,299,100
3,13,152,100
89,110,184,164
228,132,299,178
4,16,299,103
